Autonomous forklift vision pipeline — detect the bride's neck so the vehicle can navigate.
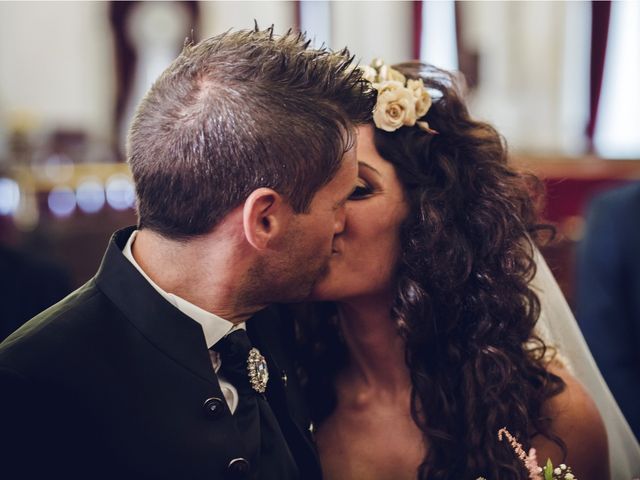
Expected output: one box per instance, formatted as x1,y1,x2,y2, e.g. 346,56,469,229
337,294,410,394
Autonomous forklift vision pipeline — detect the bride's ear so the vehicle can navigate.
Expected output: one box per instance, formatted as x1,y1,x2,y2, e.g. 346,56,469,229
242,188,291,250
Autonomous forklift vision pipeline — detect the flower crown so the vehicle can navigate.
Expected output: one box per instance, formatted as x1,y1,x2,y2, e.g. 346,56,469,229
358,59,436,134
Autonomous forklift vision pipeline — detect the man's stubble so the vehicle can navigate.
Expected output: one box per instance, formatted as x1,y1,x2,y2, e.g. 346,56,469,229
241,229,332,306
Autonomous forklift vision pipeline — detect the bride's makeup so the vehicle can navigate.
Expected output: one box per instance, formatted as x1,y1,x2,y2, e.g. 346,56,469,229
349,161,382,200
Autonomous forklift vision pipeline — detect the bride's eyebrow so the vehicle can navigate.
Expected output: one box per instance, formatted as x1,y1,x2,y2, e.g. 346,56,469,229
358,161,381,177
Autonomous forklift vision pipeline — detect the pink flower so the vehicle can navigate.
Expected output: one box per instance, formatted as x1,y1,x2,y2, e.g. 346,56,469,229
498,428,543,480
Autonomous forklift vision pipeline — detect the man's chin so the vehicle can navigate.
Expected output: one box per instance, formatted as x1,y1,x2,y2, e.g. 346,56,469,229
280,264,328,303
270,255,332,303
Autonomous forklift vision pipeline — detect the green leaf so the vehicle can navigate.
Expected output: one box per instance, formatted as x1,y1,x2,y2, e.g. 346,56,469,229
543,458,554,480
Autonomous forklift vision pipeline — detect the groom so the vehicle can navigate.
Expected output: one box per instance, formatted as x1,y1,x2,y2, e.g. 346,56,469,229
0,27,374,479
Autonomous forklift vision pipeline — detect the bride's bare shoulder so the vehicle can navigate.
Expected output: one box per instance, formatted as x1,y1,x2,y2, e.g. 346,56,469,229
532,362,610,480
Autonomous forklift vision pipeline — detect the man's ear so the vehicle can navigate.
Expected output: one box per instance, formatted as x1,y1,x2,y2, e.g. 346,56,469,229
242,188,292,250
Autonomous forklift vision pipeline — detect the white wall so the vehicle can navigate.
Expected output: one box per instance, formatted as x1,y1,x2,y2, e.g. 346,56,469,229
200,1,413,65
0,2,115,142
199,1,295,37
0,1,595,157
594,0,640,158
461,1,591,155
331,1,412,65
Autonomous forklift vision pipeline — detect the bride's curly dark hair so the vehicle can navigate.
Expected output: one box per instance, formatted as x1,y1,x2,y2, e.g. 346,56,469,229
294,63,566,479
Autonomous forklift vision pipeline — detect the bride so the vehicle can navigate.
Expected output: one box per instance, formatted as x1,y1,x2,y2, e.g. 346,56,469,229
294,61,639,479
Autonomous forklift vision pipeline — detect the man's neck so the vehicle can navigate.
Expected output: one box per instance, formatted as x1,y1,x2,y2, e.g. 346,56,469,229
132,227,264,324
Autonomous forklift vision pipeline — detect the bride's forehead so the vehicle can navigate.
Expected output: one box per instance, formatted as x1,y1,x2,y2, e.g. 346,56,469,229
354,125,399,179
355,133,385,162
356,123,375,139
357,150,395,179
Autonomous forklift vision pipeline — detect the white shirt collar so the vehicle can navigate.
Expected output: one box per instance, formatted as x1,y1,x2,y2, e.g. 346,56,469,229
122,230,244,349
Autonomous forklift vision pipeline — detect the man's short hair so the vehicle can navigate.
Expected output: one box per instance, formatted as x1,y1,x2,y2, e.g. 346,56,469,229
127,26,375,239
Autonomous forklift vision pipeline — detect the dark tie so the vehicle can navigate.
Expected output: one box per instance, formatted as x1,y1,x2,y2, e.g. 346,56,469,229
215,329,299,479
217,329,258,396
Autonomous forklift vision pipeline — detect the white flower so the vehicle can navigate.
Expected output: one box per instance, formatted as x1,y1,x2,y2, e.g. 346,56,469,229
554,468,561,475
364,59,438,134
358,65,378,83
406,78,424,98
371,58,385,69
407,78,432,118
372,81,417,132
378,64,406,83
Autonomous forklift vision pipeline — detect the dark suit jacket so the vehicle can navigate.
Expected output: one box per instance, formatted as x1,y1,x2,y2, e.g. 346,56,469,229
577,182,640,440
0,227,320,480
0,245,72,342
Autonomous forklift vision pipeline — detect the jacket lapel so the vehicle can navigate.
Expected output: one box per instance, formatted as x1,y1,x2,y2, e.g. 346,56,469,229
94,227,219,387
95,228,321,478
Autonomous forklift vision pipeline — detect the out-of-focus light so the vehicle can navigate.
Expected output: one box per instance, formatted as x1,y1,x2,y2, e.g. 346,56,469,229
48,186,76,217
0,178,20,215
105,174,135,211
76,178,105,214
43,153,75,183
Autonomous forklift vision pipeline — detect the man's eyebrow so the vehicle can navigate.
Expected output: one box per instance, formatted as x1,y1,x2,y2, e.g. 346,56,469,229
358,161,381,177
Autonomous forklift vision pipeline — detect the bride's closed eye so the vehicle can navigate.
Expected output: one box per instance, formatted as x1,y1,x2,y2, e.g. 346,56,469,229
349,182,374,201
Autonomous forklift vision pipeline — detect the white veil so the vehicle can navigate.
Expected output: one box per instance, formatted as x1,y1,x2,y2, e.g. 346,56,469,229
531,248,640,479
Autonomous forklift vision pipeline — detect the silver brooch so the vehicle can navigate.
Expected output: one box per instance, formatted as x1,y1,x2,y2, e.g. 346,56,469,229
246,347,269,393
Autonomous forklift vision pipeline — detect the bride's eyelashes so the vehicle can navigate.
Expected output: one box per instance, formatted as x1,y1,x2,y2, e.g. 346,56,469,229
348,182,374,200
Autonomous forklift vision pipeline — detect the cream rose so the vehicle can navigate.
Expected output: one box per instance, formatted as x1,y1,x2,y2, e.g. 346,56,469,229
372,81,417,132
407,78,432,118
378,64,406,83
406,78,424,98
358,65,378,83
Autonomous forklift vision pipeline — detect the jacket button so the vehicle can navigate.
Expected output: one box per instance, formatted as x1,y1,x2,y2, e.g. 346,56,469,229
203,397,225,419
226,458,250,478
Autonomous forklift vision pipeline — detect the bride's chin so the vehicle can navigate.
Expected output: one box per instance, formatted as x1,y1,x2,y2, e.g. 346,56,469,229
309,277,341,301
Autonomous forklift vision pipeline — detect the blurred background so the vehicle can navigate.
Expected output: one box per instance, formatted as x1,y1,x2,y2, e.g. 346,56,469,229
0,1,638,318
